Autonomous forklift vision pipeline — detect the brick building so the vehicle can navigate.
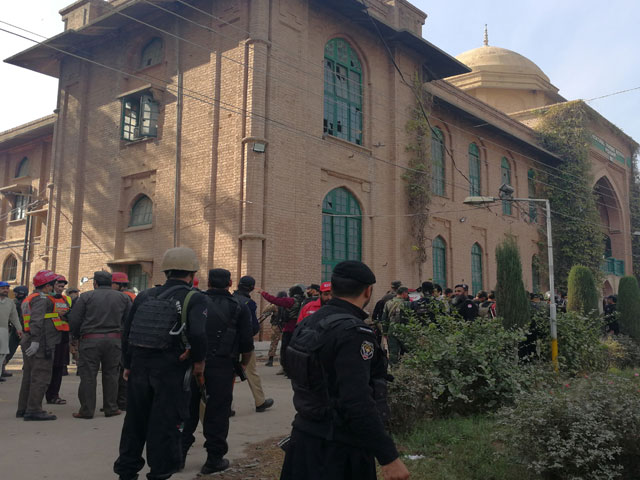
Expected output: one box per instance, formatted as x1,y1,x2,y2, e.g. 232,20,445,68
2,0,636,299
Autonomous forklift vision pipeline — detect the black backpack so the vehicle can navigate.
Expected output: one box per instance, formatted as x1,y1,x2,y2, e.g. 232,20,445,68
128,285,195,350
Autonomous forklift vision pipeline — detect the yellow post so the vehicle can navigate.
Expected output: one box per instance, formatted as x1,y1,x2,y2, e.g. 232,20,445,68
551,338,559,372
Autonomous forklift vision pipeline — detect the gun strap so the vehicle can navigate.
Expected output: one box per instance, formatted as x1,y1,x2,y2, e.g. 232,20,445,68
180,290,197,348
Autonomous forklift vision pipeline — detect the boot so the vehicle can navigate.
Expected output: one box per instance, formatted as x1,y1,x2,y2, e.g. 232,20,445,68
200,457,229,475
265,356,274,367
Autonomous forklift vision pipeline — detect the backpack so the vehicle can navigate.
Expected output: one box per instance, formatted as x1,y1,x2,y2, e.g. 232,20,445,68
128,285,196,350
271,306,288,328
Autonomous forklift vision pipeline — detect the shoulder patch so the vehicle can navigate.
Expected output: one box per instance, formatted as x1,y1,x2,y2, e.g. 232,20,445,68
360,340,374,361
357,326,374,334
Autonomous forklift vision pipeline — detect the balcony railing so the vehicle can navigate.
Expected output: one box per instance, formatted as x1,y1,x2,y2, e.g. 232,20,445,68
601,257,625,276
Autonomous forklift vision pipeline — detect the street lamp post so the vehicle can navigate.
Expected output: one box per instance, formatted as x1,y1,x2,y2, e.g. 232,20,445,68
464,188,559,370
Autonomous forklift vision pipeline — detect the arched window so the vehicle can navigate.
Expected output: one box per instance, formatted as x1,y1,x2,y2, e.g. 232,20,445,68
471,243,483,295
323,39,363,146
16,157,29,178
431,128,445,196
322,188,362,281
532,255,540,293
501,157,512,215
469,143,481,196
432,236,447,288
528,169,537,222
140,38,163,69
2,255,17,282
129,195,153,227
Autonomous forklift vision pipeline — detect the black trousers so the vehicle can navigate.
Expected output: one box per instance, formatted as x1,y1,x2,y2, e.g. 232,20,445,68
5,327,20,364
46,332,69,401
113,353,190,480
181,356,234,460
280,428,377,480
280,331,293,372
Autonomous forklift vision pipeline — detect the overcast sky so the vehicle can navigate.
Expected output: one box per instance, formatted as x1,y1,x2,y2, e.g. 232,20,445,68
1,0,639,146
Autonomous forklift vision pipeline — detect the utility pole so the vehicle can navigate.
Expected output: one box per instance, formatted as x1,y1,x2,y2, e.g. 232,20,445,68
464,185,558,370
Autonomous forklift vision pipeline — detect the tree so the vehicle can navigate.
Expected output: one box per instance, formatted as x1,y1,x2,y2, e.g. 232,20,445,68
617,276,640,340
536,102,604,291
567,265,598,316
495,237,530,329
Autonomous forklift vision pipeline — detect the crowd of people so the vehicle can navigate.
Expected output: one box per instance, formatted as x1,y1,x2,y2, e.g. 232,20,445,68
7,250,594,480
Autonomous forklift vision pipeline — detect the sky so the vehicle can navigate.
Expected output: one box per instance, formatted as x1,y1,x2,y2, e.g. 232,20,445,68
1,0,639,145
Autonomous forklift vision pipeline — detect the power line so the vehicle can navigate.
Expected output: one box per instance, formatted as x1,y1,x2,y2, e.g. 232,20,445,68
1,14,629,213
0,19,634,240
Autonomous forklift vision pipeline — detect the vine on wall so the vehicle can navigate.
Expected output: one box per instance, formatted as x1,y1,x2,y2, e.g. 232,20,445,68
629,155,640,282
403,78,433,278
536,101,604,292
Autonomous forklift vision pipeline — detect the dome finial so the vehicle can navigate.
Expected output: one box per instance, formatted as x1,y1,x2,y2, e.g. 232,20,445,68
484,24,489,46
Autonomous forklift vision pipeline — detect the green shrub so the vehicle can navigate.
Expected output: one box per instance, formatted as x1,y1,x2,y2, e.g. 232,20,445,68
533,310,608,375
617,276,640,340
567,264,599,315
495,237,530,329
496,373,640,479
388,314,530,427
603,334,640,369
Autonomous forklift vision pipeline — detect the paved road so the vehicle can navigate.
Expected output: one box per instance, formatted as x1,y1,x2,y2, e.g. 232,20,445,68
0,343,294,479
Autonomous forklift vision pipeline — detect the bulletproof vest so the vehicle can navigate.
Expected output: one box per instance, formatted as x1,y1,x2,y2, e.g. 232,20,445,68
286,295,304,322
128,285,190,350
287,313,358,422
206,295,242,357
413,297,432,317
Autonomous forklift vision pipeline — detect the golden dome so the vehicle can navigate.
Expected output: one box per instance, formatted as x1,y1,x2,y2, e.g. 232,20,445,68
455,46,550,83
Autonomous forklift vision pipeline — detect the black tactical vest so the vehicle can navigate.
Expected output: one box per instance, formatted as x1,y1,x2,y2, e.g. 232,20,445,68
206,295,242,358
128,285,189,350
287,313,357,422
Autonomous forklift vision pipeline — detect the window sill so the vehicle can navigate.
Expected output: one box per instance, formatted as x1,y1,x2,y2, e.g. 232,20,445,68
124,224,153,233
7,219,27,226
322,134,372,155
121,137,156,147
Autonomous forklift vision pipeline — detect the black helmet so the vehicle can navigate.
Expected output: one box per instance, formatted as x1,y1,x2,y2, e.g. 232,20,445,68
13,286,28,297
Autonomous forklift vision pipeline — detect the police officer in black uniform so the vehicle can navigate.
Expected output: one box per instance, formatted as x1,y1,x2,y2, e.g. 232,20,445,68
281,260,409,480
181,268,254,475
114,248,208,480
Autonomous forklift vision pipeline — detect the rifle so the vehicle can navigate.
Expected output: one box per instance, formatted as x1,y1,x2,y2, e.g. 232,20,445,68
233,361,247,382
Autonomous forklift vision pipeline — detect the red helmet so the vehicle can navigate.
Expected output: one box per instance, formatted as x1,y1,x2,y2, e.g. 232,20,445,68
193,277,200,288
55,275,68,285
111,272,129,283
33,270,58,288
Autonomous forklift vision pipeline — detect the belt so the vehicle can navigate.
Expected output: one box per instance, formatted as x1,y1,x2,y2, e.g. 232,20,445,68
81,333,122,340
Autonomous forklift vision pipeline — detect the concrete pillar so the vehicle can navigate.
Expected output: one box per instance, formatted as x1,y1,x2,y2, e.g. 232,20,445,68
238,0,270,285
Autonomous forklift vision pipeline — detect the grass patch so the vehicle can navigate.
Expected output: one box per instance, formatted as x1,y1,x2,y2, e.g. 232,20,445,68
392,416,537,480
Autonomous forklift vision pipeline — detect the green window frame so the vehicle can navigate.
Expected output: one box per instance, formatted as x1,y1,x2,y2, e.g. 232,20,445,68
528,169,537,223
121,92,159,141
16,157,29,178
12,194,27,221
129,195,153,227
322,188,362,281
127,264,148,293
140,37,163,69
471,243,483,295
2,255,17,282
323,39,363,146
432,128,445,196
469,143,481,196
501,157,512,215
532,255,540,293
432,236,447,288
